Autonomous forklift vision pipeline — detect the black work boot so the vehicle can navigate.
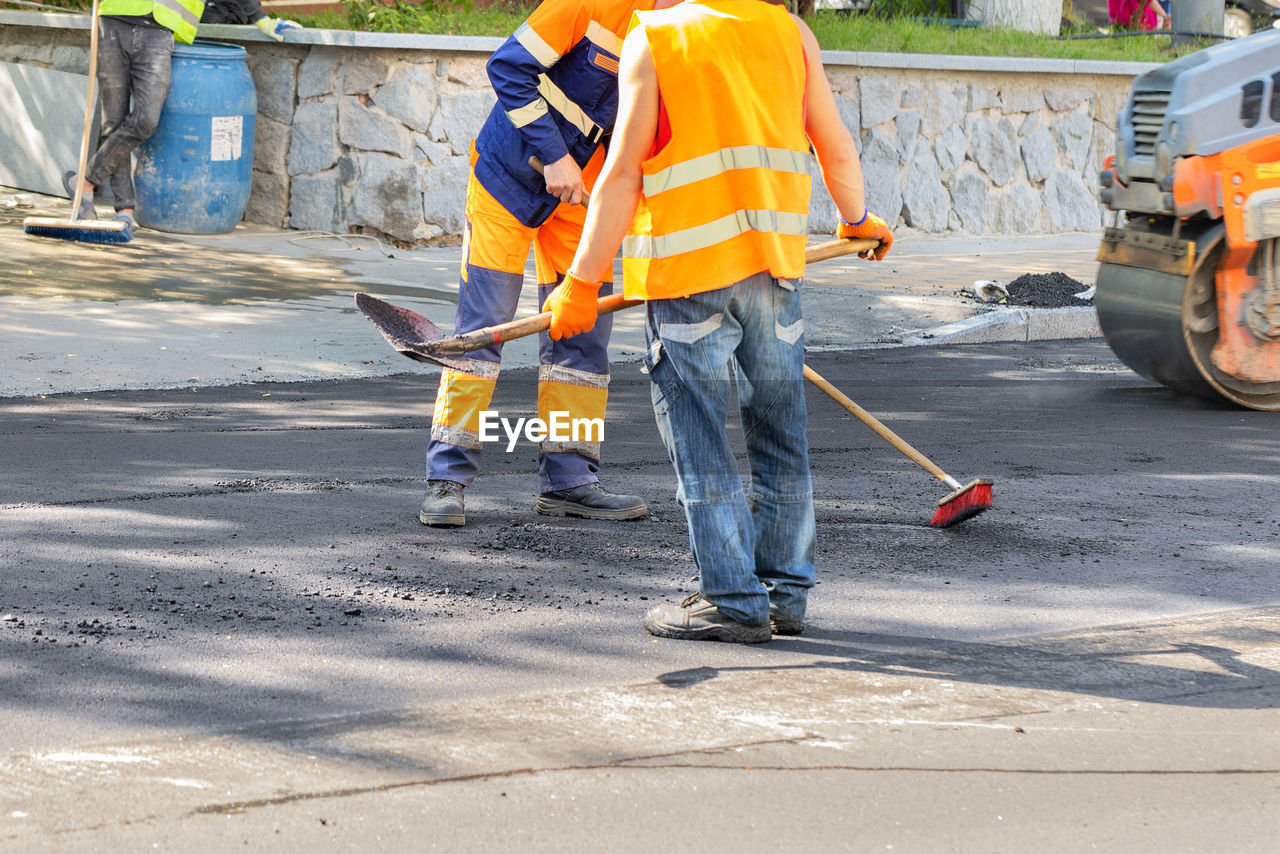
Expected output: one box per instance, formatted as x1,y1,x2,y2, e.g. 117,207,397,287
642,594,771,644
535,482,647,520
419,480,465,528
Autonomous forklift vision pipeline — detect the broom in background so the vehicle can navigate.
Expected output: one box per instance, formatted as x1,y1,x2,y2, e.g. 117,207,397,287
23,0,131,244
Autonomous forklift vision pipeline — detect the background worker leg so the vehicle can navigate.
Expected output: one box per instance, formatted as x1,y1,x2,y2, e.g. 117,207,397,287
87,18,173,211
426,173,534,487
532,191,614,494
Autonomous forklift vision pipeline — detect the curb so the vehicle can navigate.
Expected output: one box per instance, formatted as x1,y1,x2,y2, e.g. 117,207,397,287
906,306,1101,347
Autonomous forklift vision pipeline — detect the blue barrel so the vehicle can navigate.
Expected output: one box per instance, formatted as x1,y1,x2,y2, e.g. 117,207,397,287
134,40,257,234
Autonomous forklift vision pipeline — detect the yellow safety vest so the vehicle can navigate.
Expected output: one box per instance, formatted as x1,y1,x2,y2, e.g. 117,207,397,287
623,0,811,300
100,0,204,44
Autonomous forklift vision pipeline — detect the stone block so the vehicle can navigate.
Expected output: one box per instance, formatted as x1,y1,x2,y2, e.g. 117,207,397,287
989,184,1044,233
1044,172,1101,231
289,168,341,232
919,81,965,138
1050,109,1093,171
351,152,426,242
342,51,393,96
901,148,949,232
339,96,412,158
858,75,899,128
860,129,903,225
1021,125,1055,184
288,101,339,176
968,84,999,111
1000,85,1045,114
1045,85,1090,112
49,45,88,75
420,153,471,236
428,89,497,156
900,81,925,110
834,93,859,136
965,114,1019,187
374,62,438,134
895,110,920,163
445,56,489,89
298,47,341,100
951,167,989,233
245,169,288,227
248,53,297,124
934,124,967,182
252,114,290,175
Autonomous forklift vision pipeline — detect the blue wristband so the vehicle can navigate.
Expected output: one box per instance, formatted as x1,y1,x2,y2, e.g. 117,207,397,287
840,210,868,227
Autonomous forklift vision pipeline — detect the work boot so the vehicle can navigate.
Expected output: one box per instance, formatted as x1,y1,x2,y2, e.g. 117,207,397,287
535,482,647,521
419,480,465,528
62,170,94,221
113,211,136,240
770,613,804,636
642,594,771,644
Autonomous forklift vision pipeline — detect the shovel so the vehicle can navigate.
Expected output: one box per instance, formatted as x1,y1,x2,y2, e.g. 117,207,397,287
356,235,992,526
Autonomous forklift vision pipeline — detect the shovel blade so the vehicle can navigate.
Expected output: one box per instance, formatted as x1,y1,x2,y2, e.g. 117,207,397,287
354,293,479,372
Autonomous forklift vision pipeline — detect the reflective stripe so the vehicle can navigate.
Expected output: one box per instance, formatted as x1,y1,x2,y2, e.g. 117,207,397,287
506,98,549,129
623,209,809,260
538,364,610,389
156,0,200,33
643,145,811,196
446,360,501,381
537,75,602,142
585,21,623,56
431,424,483,450
514,22,561,68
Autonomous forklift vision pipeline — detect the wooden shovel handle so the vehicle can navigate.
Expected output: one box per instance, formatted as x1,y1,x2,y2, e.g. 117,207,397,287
428,237,880,355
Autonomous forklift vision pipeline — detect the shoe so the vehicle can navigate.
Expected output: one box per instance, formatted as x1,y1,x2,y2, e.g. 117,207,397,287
419,480,465,527
62,170,95,221
642,594,771,644
770,615,804,636
113,211,136,239
535,482,647,521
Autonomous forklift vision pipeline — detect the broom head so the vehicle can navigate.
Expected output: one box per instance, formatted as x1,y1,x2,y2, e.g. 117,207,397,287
23,216,131,244
929,478,993,528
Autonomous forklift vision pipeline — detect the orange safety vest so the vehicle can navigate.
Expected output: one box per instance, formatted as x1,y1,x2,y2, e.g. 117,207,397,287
622,0,811,301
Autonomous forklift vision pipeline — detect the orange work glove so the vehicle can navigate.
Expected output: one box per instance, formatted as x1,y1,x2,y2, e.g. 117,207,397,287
836,210,894,261
544,272,602,340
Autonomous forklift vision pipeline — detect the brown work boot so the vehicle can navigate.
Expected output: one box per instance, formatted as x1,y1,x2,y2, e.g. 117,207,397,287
535,482,647,520
419,480,465,528
642,594,771,644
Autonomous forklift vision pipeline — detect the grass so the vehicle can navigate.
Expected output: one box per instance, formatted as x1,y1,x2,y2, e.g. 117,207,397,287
288,3,1208,62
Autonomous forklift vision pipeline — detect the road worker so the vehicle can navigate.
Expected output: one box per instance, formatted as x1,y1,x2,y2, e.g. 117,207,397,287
420,0,679,528
545,0,894,641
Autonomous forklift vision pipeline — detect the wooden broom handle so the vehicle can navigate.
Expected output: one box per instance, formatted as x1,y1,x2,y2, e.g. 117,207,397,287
801,363,957,487
71,0,101,223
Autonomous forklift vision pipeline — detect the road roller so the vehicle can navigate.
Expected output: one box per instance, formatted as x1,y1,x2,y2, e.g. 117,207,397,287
1097,27,1280,410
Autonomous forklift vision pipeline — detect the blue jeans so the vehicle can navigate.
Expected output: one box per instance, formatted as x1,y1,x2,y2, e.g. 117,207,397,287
643,272,816,626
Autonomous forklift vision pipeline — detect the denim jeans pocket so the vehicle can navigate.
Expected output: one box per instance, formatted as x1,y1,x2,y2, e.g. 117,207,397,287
643,340,680,417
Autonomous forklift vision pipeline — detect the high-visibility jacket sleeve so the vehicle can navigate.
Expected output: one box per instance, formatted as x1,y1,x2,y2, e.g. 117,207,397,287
486,0,594,168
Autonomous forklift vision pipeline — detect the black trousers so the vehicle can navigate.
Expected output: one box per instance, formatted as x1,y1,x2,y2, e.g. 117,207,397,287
86,16,174,211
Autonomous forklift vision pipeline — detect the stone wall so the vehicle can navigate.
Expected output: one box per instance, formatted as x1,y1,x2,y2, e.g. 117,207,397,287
1,12,1160,242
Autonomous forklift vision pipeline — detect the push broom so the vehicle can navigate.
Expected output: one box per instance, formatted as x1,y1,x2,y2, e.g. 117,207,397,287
355,238,993,528
23,0,131,244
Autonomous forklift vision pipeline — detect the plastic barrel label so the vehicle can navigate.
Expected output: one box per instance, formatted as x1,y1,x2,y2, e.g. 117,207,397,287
210,116,243,162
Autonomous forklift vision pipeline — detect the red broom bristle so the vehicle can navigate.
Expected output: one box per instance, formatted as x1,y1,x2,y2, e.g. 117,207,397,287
929,480,993,528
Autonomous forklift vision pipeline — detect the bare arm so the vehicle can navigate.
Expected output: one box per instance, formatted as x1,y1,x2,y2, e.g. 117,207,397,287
566,27,660,282
794,15,865,225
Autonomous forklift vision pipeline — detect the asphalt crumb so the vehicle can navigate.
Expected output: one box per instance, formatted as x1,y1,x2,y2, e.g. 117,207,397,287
1004,271,1092,308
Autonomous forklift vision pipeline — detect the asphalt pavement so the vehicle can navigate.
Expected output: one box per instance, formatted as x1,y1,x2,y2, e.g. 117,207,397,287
3,187,1280,852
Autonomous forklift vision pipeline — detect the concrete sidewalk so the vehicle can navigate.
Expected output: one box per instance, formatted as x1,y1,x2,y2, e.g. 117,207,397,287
2,186,1101,397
